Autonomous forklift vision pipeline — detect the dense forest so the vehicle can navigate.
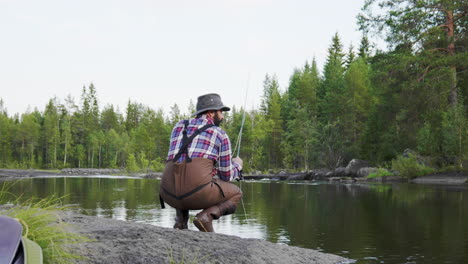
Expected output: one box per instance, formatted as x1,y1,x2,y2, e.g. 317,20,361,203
0,0,466,173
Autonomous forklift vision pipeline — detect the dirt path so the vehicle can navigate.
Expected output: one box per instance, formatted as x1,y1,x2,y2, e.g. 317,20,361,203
60,211,350,264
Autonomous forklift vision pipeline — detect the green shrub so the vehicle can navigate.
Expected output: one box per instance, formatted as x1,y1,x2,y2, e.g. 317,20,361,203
151,158,165,172
138,152,150,172
367,168,393,178
1,187,89,264
126,153,140,172
391,153,435,178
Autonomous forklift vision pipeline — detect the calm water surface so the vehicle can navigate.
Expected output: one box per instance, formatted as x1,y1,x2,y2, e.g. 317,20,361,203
2,176,467,264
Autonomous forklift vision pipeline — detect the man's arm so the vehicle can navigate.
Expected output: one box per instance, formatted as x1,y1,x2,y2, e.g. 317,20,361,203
217,133,241,181
166,121,185,161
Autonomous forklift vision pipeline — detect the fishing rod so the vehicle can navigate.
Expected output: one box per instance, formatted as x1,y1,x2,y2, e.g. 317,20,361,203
232,75,249,174
233,75,249,221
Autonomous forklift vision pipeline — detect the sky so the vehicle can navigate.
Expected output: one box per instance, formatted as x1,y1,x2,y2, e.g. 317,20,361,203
0,0,370,117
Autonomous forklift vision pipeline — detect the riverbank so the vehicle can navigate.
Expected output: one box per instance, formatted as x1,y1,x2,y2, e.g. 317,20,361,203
243,171,468,185
1,168,467,185
62,211,350,264
0,203,349,263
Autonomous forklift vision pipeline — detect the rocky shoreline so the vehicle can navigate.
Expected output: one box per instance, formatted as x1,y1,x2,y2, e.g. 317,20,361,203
1,166,467,185
57,211,350,264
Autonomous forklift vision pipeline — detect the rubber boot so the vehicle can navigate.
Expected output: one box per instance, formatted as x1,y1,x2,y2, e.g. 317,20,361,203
173,209,189,230
193,200,236,232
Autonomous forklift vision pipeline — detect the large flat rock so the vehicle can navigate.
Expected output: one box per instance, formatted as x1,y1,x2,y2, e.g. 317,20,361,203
61,212,350,264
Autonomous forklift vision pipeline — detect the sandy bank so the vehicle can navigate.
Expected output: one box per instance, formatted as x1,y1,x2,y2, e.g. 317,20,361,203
59,211,350,264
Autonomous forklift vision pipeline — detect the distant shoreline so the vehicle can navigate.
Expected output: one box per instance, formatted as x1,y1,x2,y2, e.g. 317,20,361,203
1,168,467,185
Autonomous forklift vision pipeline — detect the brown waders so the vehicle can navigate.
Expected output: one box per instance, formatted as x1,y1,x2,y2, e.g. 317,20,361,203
159,121,242,232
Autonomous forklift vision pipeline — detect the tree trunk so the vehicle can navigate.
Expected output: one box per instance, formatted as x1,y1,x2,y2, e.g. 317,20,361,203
115,151,118,168
446,10,457,106
21,138,25,164
29,143,34,168
91,148,94,168
63,135,68,166
99,145,102,168
54,138,57,168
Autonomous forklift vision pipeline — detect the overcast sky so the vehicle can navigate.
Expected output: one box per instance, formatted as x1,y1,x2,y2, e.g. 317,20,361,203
0,0,370,116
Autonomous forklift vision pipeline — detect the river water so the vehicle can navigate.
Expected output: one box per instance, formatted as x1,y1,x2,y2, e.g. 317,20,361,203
2,176,467,264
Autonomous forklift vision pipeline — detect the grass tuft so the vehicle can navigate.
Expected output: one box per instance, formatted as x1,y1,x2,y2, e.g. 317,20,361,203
168,247,210,264
1,184,90,264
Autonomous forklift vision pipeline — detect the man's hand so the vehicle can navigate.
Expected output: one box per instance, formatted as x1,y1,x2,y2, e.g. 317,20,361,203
232,157,243,171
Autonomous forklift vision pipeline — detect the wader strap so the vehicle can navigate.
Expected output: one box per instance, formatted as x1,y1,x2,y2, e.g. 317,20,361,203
159,194,166,209
162,182,211,200
172,120,215,163
212,181,226,198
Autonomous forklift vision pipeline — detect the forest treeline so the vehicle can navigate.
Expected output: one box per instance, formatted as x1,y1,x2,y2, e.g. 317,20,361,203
0,0,466,172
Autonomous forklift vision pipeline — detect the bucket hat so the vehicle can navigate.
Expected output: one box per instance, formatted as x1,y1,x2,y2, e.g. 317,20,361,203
193,93,230,116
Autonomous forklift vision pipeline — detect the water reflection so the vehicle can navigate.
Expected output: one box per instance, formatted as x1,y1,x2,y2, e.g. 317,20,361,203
2,177,468,264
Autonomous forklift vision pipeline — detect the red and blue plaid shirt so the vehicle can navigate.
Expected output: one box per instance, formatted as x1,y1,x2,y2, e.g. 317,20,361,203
166,114,241,181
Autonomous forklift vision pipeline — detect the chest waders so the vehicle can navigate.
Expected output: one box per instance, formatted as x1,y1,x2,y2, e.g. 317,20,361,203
159,120,243,232
159,120,215,210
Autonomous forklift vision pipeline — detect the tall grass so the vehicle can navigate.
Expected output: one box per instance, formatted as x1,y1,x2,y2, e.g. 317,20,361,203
0,183,90,264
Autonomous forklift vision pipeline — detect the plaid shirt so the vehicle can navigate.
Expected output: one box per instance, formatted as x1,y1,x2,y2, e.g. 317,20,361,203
166,114,240,181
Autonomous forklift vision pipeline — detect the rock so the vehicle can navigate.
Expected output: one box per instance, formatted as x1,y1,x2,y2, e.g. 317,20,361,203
60,168,123,175
334,167,347,176
287,174,306,181
329,177,341,182
368,176,407,183
346,159,371,177
326,171,334,177
357,167,378,178
342,178,356,184
54,211,350,264
355,177,368,182
307,169,327,180
403,148,418,158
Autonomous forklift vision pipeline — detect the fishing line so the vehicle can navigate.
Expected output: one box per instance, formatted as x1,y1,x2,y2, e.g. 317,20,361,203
233,74,250,222
232,75,249,157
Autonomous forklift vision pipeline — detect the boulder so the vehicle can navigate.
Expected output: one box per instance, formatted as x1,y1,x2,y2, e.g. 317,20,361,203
287,174,307,181
357,167,378,178
310,169,330,180
345,159,371,177
334,167,347,176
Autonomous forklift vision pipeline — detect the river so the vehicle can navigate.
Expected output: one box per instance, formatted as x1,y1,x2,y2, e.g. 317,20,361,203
2,176,467,264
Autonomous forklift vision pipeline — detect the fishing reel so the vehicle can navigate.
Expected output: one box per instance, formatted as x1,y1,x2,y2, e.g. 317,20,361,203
236,170,244,181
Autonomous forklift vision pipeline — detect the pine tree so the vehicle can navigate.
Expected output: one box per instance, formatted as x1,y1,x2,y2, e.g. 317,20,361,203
320,32,346,123
345,44,356,69
43,98,60,168
359,0,467,107
358,35,371,60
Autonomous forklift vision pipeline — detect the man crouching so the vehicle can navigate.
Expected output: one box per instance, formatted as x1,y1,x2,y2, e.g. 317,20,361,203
160,93,243,232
